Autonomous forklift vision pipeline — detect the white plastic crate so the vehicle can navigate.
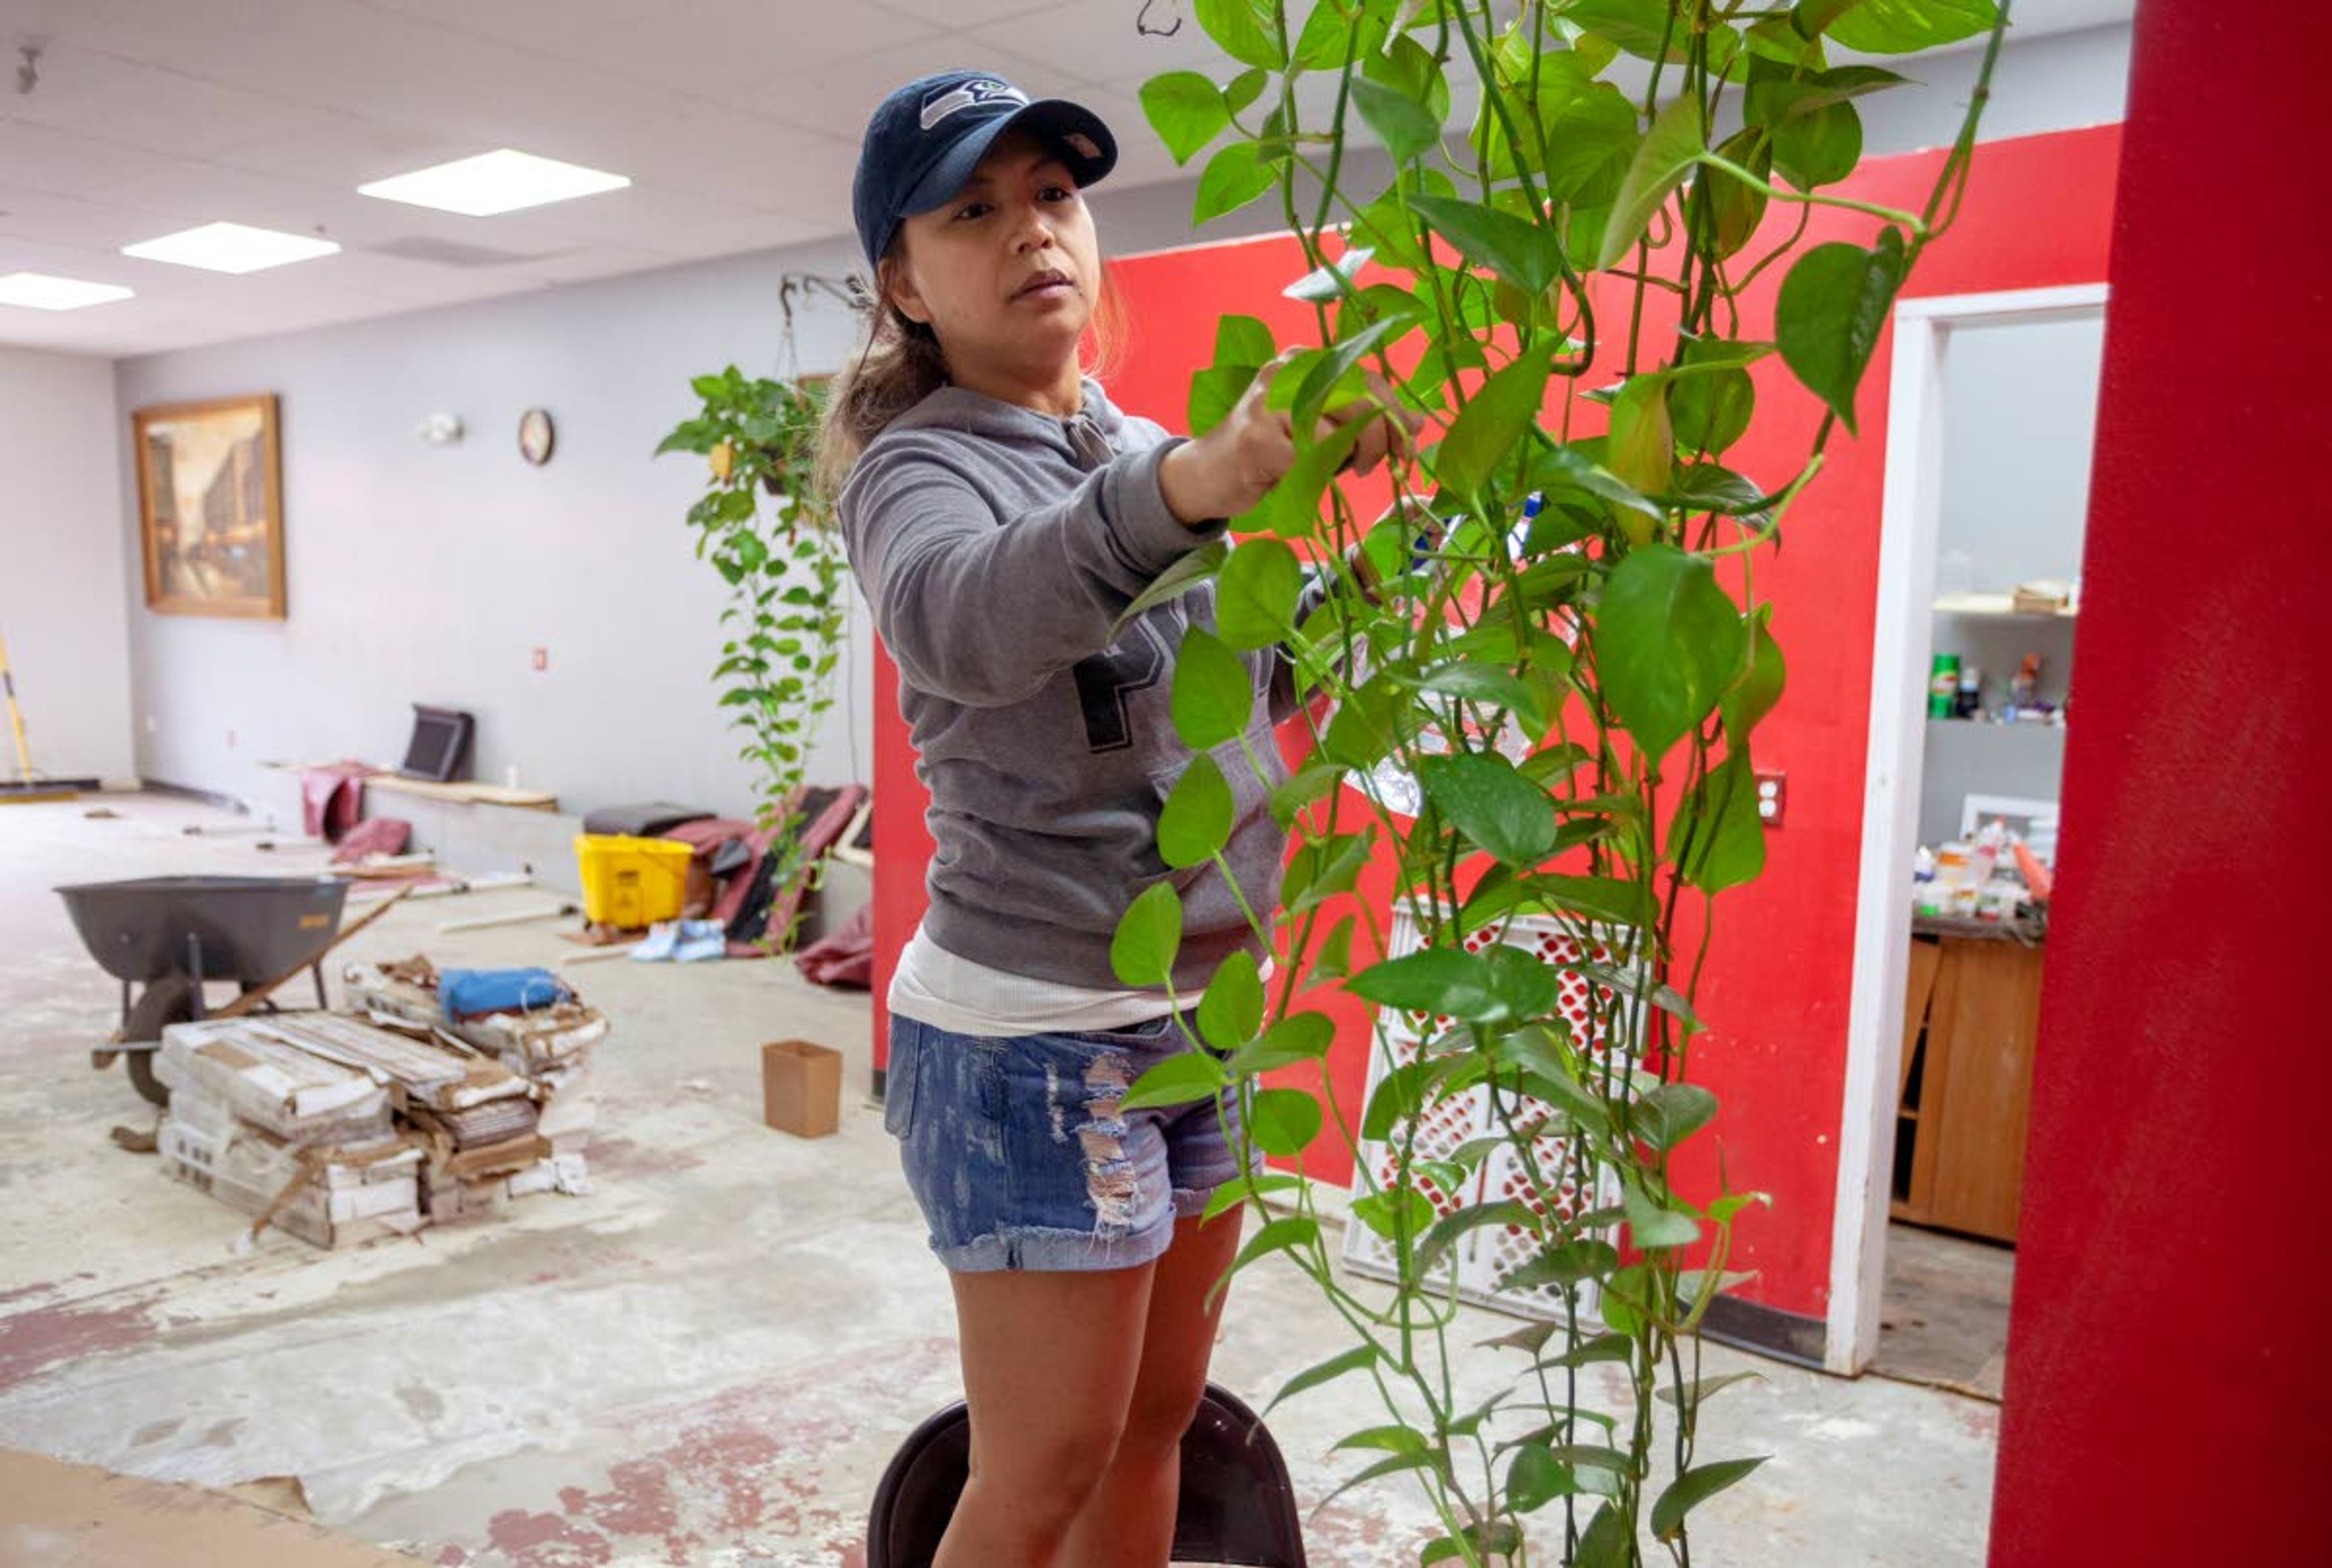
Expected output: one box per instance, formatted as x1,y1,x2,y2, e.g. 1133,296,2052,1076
1343,905,1639,1323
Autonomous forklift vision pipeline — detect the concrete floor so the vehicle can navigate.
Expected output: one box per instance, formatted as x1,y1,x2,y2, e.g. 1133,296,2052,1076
1876,1225,2014,1401
0,796,2000,1566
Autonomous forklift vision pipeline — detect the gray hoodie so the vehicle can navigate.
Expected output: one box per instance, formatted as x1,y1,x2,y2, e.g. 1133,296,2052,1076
837,379,1309,995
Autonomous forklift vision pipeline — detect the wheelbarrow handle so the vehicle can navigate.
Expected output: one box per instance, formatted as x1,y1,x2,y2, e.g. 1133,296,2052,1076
206,884,415,1024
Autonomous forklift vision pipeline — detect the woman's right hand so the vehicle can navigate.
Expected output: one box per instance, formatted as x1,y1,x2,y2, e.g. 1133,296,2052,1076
1159,350,1418,526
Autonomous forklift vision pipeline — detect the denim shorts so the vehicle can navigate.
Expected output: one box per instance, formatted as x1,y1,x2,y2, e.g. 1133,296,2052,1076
883,1011,1264,1273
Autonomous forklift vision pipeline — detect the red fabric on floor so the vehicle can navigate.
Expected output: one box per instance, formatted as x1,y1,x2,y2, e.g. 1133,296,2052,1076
301,763,375,842
330,817,411,864
794,904,873,989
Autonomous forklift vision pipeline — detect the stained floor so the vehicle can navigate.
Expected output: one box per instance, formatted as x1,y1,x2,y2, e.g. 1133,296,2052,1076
0,794,2002,1565
1877,1222,2016,1400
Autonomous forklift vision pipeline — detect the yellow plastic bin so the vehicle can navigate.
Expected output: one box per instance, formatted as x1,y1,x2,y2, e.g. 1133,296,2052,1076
574,834,693,929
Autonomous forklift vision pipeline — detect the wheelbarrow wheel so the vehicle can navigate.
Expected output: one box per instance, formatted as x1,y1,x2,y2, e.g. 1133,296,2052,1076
121,974,200,1107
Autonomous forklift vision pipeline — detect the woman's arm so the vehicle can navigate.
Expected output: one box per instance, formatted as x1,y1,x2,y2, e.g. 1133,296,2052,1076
841,438,1215,708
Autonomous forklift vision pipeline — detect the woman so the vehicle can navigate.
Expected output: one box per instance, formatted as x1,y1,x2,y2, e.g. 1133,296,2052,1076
822,70,1412,1568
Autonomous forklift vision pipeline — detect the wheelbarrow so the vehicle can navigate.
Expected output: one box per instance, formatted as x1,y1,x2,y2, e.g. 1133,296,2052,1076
55,874,350,1106
866,1381,1307,1567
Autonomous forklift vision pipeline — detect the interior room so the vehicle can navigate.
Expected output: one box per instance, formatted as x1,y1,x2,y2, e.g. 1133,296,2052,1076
1,3,2316,1566
1872,306,2102,1400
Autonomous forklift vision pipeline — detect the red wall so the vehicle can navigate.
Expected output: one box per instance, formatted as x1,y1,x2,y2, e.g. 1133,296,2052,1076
868,127,2122,1321
1988,6,2332,1558
1676,131,2117,1318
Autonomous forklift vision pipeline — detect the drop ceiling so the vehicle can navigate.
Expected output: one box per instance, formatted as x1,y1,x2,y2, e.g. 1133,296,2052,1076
0,0,2132,360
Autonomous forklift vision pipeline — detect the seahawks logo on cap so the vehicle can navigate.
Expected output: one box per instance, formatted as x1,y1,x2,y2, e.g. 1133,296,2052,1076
920,78,1029,131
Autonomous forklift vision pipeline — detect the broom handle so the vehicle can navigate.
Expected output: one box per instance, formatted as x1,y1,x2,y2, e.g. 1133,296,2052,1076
0,634,35,785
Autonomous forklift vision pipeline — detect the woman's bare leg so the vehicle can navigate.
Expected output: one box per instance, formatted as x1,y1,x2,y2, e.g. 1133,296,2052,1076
934,1260,1157,1568
1057,1208,1245,1568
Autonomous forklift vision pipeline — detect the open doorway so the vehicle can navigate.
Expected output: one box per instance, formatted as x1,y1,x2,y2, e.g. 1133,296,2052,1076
1827,285,2109,1382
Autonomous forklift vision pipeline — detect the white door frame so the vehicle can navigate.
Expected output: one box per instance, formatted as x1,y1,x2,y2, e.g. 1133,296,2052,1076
1824,282,2110,1374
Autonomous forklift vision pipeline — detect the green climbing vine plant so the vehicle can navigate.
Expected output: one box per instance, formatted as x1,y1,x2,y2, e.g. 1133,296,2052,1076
656,278,855,947
1116,1,2005,1562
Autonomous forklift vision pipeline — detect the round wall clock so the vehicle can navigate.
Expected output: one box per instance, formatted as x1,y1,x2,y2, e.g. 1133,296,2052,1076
517,407,556,466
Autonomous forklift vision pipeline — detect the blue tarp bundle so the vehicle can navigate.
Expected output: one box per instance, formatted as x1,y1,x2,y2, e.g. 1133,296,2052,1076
439,967,571,1020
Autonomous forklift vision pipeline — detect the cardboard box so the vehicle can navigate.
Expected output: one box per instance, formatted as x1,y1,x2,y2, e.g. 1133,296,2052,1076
762,1040,841,1137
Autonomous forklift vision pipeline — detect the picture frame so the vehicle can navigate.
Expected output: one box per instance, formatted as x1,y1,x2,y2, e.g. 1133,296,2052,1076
133,394,286,619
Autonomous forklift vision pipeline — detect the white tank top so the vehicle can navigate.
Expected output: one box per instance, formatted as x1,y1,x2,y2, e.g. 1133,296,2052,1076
888,918,1190,1037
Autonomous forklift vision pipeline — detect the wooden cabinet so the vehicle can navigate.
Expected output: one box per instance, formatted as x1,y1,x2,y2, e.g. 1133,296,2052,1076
1892,933,2044,1242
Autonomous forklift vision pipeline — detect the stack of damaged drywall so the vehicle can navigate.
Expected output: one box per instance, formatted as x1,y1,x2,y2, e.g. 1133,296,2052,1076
154,966,610,1247
264,1011,561,1226
340,956,604,1197
155,1018,426,1249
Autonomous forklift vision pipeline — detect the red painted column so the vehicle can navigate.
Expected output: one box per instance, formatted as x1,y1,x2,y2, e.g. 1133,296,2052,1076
867,641,930,1085
1988,4,2332,1558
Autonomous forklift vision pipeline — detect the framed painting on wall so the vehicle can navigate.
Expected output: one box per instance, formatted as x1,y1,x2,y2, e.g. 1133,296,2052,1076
133,394,285,619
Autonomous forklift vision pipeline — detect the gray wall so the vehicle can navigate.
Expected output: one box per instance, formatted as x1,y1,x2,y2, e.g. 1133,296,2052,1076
1935,314,2107,593
115,237,877,820
96,21,2132,823
0,346,135,785
1856,24,2131,154
1917,312,2105,848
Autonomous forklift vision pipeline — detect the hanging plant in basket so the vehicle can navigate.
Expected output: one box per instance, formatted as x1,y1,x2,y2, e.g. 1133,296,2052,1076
657,308,850,949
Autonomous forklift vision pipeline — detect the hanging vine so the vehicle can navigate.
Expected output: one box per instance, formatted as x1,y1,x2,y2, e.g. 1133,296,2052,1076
1117,1,2009,1562
656,274,859,949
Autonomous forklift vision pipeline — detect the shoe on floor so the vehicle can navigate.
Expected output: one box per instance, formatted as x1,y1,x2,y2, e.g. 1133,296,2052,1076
673,919,727,963
629,922,680,961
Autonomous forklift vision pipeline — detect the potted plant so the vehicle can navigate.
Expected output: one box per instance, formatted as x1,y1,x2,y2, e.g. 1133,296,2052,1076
658,361,848,950
1114,1,2006,1561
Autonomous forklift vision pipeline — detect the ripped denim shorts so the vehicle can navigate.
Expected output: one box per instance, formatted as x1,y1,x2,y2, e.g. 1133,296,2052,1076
882,1011,1263,1273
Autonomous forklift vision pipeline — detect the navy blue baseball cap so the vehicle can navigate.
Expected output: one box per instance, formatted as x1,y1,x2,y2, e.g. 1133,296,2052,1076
852,69,1118,268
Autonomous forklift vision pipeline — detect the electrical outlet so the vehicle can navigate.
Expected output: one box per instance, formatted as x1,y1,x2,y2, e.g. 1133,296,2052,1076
226,728,238,750
1754,768,1785,828
531,646,548,672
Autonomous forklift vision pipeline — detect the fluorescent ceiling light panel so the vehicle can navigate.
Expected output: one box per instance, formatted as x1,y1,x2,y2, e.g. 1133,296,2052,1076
123,222,341,274
358,149,630,216
0,272,135,310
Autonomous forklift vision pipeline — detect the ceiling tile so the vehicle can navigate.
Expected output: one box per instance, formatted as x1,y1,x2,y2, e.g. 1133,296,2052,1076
480,182,822,257
8,46,321,157
0,120,174,197
505,244,686,285
540,0,941,100
0,0,2140,358
207,111,483,189
0,184,190,250
86,159,349,228
960,0,1236,91
472,96,836,213
739,35,1076,141
866,0,1059,27
352,0,672,43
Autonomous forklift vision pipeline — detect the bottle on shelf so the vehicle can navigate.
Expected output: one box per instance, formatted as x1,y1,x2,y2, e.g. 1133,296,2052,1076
1929,653,1961,718
1955,663,1983,719
2009,653,2042,714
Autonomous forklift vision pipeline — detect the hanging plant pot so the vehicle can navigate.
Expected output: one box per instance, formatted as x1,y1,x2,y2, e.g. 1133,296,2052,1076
656,362,847,953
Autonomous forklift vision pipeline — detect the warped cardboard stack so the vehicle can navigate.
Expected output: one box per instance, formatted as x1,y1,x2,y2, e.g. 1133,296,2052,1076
155,1019,424,1248
154,966,611,1247
341,956,602,1216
